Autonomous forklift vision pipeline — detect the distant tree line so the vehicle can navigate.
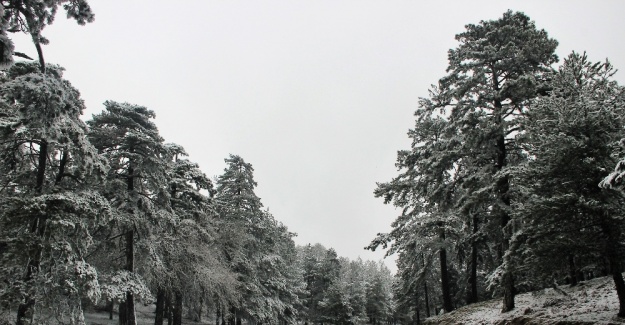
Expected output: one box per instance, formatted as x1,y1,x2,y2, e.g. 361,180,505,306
368,10,625,322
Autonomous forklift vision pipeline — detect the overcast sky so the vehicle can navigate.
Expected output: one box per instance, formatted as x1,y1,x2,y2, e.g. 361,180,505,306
11,1,625,272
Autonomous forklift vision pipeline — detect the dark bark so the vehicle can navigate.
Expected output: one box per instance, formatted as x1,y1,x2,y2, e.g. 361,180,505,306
491,66,515,313
467,214,479,304
167,296,173,325
611,269,625,318
16,140,48,325
125,162,137,325
439,228,453,313
173,291,183,325
423,276,430,317
119,301,127,325
568,254,578,286
236,316,242,325
607,247,625,317
415,287,420,325
109,301,115,320
498,137,515,313
155,289,165,325
501,271,515,313
228,307,236,325
195,287,204,322
164,292,171,323
55,150,68,185
125,230,136,325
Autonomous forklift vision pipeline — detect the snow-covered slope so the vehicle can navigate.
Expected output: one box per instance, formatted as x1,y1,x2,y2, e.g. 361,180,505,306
424,275,625,324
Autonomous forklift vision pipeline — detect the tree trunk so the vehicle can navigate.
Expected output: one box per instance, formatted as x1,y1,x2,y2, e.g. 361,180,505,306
467,214,479,304
155,289,165,325
492,70,515,313
16,140,48,325
423,278,431,317
607,248,625,317
167,299,173,325
119,300,127,325
498,149,515,313
439,228,453,313
568,254,578,286
501,271,515,313
125,230,137,325
109,301,115,320
125,162,137,325
612,270,625,318
173,291,183,325
415,287,421,325
576,255,585,283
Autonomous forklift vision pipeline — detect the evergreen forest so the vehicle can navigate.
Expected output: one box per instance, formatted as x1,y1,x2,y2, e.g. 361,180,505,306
1,2,625,325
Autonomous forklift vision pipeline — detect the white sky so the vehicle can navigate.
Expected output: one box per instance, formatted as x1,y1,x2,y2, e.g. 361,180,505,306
11,1,625,273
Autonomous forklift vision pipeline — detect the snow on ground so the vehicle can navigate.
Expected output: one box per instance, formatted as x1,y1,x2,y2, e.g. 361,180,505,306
425,275,625,324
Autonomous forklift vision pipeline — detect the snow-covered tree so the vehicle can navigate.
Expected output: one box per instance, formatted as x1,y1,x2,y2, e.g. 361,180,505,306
148,144,237,325
372,10,559,313
0,0,94,70
87,101,171,325
516,52,625,317
0,62,108,325
368,113,464,314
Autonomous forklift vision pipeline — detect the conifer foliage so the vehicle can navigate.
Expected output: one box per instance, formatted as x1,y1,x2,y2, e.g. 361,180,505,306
373,10,625,322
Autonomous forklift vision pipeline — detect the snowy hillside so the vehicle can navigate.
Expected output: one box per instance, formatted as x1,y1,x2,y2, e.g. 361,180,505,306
424,275,625,324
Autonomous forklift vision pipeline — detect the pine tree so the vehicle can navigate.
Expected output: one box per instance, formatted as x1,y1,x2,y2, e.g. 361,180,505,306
0,62,107,324
87,101,171,325
0,0,95,70
372,10,559,313
519,52,625,317
150,144,237,325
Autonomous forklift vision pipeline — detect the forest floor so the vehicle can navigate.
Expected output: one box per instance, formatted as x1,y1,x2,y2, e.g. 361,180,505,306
0,303,208,325
84,304,209,325
424,274,625,324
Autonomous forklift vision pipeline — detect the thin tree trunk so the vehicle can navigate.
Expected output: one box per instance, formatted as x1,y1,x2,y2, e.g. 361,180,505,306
173,291,183,325
576,255,585,283
415,286,421,325
119,300,127,325
467,214,479,304
606,235,625,318
155,288,165,325
216,305,221,325
125,230,137,325
423,278,430,316
568,254,578,286
167,297,173,325
125,162,137,325
439,228,453,313
612,269,625,318
109,300,115,320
